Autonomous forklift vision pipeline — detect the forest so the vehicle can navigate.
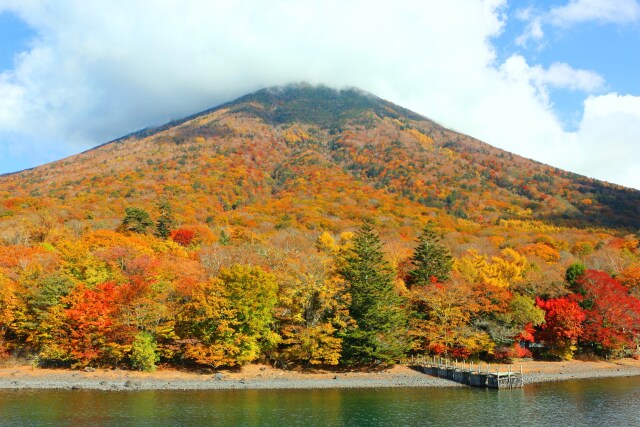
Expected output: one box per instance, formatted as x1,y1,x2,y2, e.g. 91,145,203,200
0,202,638,371
1,86,639,371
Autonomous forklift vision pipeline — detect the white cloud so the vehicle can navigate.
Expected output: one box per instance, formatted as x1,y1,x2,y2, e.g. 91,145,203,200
534,62,604,92
499,56,604,106
550,0,640,26
0,0,508,152
517,0,640,46
571,94,640,187
0,0,638,189
516,14,545,46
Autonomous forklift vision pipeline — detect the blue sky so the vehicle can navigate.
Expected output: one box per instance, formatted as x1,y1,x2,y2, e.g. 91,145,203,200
0,1,639,189
493,0,640,131
0,12,33,72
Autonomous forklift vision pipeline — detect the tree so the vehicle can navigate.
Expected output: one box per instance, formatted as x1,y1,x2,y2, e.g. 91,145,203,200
219,230,230,245
62,282,134,366
155,198,176,239
565,263,586,290
219,265,280,358
535,297,585,360
118,208,154,235
0,274,18,355
10,273,76,362
275,251,350,366
619,266,640,298
407,222,453,285
338,222,409,365
176,265,280,367
170,228,196,247
456,248,528,289
576,270,640,356
130,331,159,371
410,281,493,358
482,293,545,360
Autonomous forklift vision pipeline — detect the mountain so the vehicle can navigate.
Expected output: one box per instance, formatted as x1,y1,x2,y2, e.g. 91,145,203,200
2,84,640,368
1,83,638,236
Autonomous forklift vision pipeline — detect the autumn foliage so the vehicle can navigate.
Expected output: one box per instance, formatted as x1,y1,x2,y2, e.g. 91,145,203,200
574,270,640,355
1,86,640,369
535,297,585,360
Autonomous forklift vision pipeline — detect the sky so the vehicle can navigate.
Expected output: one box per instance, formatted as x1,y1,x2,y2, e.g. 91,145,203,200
0,1,639,189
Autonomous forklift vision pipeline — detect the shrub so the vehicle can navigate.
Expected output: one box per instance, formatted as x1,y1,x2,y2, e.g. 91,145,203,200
130,332,159,372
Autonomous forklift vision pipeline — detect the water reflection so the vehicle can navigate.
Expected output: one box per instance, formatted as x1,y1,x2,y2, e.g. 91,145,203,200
0,377,639,426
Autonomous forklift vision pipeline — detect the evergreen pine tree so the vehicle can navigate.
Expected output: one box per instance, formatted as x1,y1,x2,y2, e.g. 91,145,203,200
565,262,586,292
118,207,154,234
219,229,230,245
339,222,409,365
155,198,176,239
407,222,453,286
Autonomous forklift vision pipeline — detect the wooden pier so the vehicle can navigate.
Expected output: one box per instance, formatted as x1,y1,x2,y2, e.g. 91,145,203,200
409,356,524,389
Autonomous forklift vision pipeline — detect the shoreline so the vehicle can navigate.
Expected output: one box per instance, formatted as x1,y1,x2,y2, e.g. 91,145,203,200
1,359,639,391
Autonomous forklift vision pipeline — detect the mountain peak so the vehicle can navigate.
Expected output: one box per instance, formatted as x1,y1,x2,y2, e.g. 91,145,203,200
225,83,427,127
108,83,429,144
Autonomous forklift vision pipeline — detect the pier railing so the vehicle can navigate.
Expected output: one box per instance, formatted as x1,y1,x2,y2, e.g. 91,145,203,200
406,355,524,389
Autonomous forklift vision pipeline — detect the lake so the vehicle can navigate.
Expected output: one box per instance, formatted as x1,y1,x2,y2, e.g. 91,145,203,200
1,376,639,426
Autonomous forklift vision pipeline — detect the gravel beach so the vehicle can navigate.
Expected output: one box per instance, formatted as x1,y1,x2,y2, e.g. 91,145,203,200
1,359,639,391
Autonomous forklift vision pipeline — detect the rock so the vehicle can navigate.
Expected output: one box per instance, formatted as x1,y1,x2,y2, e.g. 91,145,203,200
214,373,224,381
124,380,133,388
99,381,107,386
84,367,96,373
333,375,339,380
259,367,266,371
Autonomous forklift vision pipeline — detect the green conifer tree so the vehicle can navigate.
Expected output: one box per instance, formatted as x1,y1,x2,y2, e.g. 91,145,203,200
155,198,176,239
118,207,154,234
565,263,586,292
339,222,409,365
219,229,230,246
407,222,453,286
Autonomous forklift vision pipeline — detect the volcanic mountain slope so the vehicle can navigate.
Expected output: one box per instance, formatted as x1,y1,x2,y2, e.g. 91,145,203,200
1,84,638,237
4,84,640,369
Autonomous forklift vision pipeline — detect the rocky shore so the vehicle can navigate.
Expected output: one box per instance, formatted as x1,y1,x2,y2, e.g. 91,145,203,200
1,359,639,391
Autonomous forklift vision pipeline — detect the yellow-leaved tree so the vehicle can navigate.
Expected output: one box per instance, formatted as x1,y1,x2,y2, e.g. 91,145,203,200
410,280,494,357
176,265,279,367
456,248,528,288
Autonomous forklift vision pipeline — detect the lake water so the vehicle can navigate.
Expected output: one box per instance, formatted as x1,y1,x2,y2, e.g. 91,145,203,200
1,377,639,426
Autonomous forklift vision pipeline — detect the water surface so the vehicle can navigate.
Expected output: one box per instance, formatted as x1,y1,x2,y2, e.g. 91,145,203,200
1,377,639,426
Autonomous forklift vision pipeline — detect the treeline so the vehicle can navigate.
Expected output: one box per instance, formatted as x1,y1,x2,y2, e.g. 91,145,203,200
0,207,639,371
